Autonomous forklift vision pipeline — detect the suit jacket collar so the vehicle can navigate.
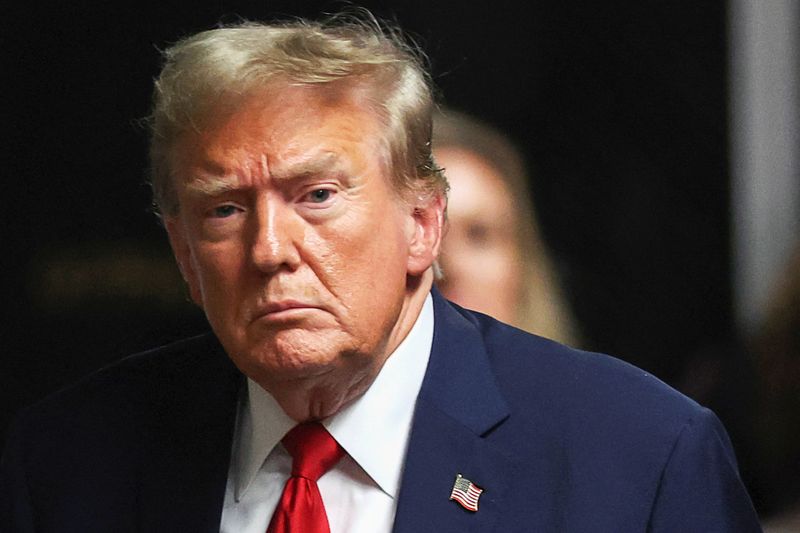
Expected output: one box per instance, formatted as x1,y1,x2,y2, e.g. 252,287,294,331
393,289,516,533
417,289,509,434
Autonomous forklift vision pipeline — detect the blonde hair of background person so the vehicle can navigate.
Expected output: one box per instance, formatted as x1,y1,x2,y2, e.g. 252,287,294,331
433,109,579,346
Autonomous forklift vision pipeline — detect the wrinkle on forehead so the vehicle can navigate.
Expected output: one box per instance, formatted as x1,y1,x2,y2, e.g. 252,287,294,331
259,153,269,179
268,152,341,180
183,151,350,197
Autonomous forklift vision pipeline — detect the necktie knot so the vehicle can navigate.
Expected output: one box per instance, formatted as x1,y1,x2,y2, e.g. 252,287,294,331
282,422,344,481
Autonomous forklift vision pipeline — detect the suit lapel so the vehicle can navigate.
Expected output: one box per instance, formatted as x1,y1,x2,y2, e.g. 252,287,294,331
393,291,518,533
137,335,243,533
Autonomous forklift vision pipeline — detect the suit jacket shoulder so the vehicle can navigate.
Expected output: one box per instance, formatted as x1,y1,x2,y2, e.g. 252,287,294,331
1,333,242,533
393,293,760,532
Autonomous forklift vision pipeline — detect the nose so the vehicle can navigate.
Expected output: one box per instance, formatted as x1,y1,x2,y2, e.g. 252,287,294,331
249,197,302,273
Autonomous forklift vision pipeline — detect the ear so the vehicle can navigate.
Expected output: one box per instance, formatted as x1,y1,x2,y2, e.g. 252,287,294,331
407,193,446,277
164,215,203,307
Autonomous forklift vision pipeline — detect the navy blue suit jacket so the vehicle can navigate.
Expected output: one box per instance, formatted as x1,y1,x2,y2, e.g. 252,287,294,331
1,291,760,531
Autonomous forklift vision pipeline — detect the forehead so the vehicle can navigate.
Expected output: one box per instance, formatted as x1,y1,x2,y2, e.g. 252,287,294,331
435,148,515,212
170,82,389,183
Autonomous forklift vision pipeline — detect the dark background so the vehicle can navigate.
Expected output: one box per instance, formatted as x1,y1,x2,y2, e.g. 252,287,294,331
5,0,760,509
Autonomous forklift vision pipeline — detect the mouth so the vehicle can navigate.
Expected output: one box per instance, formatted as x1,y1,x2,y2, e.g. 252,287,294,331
251,300,323,322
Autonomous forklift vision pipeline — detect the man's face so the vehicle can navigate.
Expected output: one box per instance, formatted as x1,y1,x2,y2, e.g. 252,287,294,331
165,84,441,410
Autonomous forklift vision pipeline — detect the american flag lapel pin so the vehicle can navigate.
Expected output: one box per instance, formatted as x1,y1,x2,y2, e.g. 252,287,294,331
449,473,484,512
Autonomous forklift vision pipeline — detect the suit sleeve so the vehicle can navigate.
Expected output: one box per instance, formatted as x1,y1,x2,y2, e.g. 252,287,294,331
1,413,36,533
647,407,762,532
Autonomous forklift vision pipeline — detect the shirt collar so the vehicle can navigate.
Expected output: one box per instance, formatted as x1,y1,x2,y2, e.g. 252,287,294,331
233,379,295,501
234,293,434,500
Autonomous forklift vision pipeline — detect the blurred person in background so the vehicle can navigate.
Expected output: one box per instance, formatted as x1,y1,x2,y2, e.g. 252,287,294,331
433,109,579,346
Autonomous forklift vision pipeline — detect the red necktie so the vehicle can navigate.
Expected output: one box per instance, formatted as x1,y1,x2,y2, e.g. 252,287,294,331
266,422,345,533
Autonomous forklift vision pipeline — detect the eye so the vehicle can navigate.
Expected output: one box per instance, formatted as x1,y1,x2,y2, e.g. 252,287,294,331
466,222,491,246
210,205,240,218
304,188,334,204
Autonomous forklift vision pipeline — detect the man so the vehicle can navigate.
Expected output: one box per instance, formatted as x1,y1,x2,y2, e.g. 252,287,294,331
1,15,760,532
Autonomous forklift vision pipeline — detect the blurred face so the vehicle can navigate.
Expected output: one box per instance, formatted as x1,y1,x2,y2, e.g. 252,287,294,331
436,148,522,324
165,84,442,418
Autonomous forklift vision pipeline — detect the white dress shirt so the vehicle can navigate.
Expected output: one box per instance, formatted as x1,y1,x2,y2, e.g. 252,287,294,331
220,294,434,533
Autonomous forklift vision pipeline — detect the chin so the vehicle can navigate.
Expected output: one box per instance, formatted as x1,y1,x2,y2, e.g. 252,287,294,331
237,336,340,379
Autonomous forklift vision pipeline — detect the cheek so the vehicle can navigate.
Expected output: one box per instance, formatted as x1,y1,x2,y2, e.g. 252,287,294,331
315,204,408,276
495,247,525,304
191,243,248,306
480,244,520,280
312,211,409,316
448,240,523,317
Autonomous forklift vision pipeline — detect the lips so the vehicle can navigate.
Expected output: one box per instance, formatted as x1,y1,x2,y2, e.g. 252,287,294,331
250,300,322,322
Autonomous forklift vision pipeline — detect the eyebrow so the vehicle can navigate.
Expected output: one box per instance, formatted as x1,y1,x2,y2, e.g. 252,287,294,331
184,152,344,197
184,175,239,196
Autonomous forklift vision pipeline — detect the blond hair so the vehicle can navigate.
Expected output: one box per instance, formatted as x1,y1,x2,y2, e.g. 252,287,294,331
147,13,445,215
